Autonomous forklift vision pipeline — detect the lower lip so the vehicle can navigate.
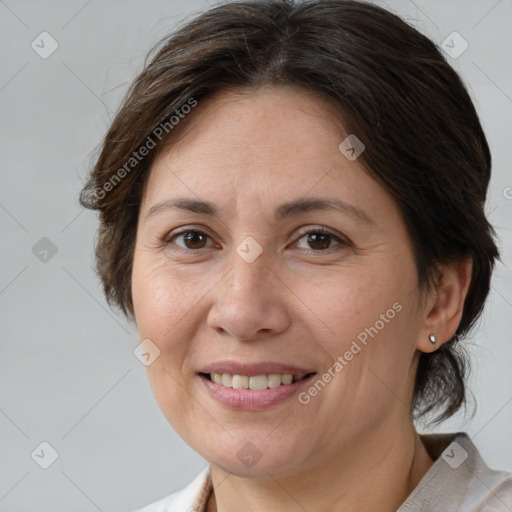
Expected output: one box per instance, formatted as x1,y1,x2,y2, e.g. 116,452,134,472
199,373,316,410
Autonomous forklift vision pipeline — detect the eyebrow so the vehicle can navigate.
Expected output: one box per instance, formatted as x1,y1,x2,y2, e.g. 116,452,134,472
144,196,374,225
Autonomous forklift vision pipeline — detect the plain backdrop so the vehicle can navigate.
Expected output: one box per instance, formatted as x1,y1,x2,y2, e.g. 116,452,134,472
1,0,511,510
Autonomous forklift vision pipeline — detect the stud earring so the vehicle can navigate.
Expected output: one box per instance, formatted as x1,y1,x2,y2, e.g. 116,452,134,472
429,334,437,344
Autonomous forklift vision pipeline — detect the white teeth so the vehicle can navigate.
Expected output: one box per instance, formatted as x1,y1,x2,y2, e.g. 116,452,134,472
221,374,232,388
209,372,306,389
232,375,249,389
281,374,293,385
267,374,282,389
249,375,268,390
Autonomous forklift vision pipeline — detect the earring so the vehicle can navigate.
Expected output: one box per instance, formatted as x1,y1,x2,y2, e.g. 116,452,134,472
429,334,437,344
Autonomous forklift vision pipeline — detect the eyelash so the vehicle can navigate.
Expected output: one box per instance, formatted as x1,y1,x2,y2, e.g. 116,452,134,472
162,226,350,253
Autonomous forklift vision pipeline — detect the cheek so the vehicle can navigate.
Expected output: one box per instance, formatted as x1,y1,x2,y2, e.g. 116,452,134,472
132,258,204,432
292,259,417,393
131,257,192,374
131,253,224,387
132,254,205,337
287,262,397,343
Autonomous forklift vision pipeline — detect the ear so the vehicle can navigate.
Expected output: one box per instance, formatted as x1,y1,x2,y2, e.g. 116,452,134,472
417,256,473,353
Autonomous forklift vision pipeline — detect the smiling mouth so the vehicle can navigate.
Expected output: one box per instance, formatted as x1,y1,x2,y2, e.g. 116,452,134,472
200,372,316,390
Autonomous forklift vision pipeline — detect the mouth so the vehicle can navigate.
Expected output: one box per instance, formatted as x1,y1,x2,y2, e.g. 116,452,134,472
197,362,318,409
200,372,315,390
198,369,318,410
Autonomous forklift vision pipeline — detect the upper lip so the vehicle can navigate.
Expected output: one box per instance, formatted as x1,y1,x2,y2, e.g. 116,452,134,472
199,362,316,376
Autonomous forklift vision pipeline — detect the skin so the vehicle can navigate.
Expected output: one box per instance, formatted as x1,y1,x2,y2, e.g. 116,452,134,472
131,85,472,512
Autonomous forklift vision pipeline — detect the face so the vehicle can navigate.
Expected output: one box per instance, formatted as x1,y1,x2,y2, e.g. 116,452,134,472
131,85,426,478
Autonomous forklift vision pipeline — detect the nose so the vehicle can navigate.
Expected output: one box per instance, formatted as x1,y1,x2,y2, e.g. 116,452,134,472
206,248,291,341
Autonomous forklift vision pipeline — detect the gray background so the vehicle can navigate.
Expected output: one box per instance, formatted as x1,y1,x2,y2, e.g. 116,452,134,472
1,0,511,510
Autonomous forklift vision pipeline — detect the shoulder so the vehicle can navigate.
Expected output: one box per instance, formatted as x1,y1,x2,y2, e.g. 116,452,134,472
400,432,512,511
462,435,512,511
446,432,512,509
131,466,210,512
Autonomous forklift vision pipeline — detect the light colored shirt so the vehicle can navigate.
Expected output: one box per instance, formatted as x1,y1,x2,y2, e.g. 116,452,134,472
132,432,512,511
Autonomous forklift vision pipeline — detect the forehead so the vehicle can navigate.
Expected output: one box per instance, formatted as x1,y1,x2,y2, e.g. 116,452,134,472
161,86,343,159
142,85,395,221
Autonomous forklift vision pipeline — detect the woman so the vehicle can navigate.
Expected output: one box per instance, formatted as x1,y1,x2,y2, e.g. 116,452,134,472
80,0,512,510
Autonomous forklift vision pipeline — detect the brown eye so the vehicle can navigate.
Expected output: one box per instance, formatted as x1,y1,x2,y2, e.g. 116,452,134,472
167,229,212,250
306,232,332,250
295,228,347,251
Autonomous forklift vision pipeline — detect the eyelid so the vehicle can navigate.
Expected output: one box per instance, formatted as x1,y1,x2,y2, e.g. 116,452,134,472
291,225,350,249
163,224,350,252
162,225,218,250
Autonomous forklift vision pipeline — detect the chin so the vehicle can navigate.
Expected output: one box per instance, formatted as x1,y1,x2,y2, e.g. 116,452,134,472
202,438,310,480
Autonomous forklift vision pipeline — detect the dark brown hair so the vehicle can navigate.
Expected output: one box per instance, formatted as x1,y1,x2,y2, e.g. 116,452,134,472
80,0,499,426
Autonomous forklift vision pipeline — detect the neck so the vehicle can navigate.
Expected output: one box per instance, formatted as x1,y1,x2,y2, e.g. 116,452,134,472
207,422,434,512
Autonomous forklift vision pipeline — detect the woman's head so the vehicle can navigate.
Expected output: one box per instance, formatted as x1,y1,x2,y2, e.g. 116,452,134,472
80,0,499,469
